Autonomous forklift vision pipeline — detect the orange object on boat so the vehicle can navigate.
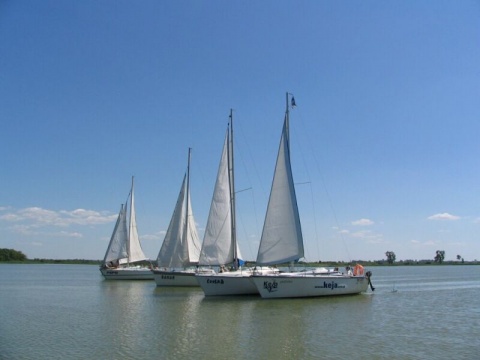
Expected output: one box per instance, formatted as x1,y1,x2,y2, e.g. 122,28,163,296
353,264,364,276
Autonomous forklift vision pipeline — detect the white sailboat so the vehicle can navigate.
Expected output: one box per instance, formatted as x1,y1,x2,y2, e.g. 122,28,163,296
196,110,278,296
100,177,153,280
251,93,371,298
152,148,213,286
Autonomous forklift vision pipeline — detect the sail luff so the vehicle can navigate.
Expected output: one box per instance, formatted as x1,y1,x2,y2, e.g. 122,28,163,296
157,149,201,268
185,148,201,265
102,204,128,265
184,149,191,263
228,110,239,269
198,111,243,266
127,176,148,264
156,175,187,267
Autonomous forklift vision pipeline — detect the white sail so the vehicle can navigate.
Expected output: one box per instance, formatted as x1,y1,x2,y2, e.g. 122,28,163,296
196,111,265,296
198,113,244,267
199,129,234,265
127,177,148,263
251,93,370,298
256,106,304,265
100,179,153,280
185,186,202,264
102,204,128,266
156,150,201,268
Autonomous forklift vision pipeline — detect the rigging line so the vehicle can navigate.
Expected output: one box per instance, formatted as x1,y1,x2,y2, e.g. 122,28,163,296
233,114,263,259
308,181,320,263
234,186,258,262
235,196,251,262
247,187,260,261
294,107,352,263
293,181,320,263
235,187,252,193
291,113,321,264
235,111,269,204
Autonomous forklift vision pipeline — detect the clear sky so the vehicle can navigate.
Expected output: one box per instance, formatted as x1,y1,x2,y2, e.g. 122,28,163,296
1,1,479,262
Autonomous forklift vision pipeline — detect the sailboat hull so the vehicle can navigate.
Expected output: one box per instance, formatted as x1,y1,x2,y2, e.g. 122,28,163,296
196,267,281,296
100,267,153,280
152,269,209,287
252,274,369,299
196,271,257,296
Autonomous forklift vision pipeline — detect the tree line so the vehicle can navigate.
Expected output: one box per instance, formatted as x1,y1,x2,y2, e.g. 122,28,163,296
0,247,475,266
0,248,27,261
385,250,466,265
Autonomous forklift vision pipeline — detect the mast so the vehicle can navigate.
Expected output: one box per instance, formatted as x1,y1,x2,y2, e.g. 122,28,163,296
127,176,134,265
185,148,192,266
285,92,290,145
228,109,238,270
286,93,293,269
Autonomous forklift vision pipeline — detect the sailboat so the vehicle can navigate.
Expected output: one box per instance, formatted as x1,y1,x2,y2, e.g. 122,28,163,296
251,93,371,298
152,148,213,286
100,177,153,280
196,110,279,296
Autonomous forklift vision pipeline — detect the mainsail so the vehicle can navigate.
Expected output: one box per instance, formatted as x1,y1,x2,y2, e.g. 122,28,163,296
256,94,304,265
102,204,128,266
199,112,243,267
101,177,148,267
126,177,148,264
156,149,202,268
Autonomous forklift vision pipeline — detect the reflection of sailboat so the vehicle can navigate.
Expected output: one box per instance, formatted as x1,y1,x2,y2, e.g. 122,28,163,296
251,93,371,298
100,177,153,280
152,148,213,287
196,110,278,296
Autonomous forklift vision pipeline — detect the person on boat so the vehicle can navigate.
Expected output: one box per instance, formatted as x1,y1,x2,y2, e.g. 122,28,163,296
346,266,353,276
106,260,119,269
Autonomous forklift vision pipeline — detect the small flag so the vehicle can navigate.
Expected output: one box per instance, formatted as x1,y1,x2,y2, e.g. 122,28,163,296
291,96,296,108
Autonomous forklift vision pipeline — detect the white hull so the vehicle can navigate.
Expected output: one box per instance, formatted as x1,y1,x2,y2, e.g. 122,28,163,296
152,269,214,287
196,268,280,296
100,267,153,280
252,273,369,299
196,271,256,296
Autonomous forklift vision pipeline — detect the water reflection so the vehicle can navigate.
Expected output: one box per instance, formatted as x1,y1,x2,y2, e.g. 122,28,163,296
2,265,479,359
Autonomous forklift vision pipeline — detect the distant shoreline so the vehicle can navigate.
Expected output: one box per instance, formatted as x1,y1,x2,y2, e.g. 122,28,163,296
1,259,478,266
0,259,101,265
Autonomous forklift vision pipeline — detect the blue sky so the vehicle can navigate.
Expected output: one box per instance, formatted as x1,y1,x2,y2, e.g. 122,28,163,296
1,1,479,262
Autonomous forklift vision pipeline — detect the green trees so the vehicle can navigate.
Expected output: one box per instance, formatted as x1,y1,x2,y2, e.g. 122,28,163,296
385,251,396,264
0,248,27,261
434,250,445,264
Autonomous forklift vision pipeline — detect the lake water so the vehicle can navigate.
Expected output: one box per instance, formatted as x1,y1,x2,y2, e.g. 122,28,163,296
0,264,478,359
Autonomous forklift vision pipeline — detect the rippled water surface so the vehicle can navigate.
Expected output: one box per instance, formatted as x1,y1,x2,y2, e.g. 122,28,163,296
1,264,478,359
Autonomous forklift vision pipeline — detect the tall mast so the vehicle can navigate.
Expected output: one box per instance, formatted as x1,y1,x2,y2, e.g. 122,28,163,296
228,109,238,269
127,176,134,265
286,92,293,270
185,148,192,256
285,92,290,145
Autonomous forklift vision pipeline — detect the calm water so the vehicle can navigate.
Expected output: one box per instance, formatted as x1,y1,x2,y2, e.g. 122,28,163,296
0,264,479,359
